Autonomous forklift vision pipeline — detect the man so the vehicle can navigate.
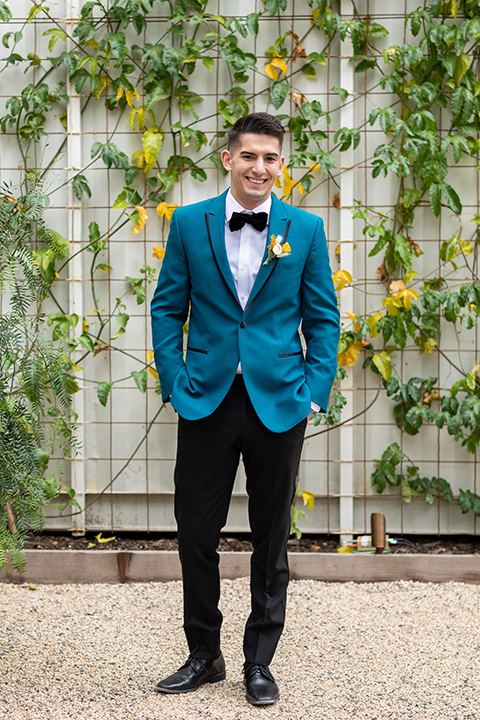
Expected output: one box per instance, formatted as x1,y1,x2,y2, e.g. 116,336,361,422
150,112,340,705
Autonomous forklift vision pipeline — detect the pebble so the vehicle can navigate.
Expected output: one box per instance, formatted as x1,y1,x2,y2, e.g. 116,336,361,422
0,578,479,719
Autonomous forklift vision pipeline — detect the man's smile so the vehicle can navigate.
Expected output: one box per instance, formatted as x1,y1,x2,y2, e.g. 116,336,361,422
221,133,284,209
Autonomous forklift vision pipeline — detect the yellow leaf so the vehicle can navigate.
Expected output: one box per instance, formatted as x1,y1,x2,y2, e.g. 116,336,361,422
146,350,155,362
311,8,320,24
134,87,140,103
461,238,473,255
382,296,403,316
83,318,89,332
403,270,417,284
116,86,124,101
147,366,159,379
301,491,315,511
87,542,96,548
335,244,340,255
132,149,145,169
157,202,179,221
338,341,361,367
264,62,278,80
297,182,306,196
95,532,116,544
152,246,165,260
131,206,148,235
367,311,384,339
274,176,282,188
125,90,134,107
95,76,109,100
270,55,287,75
347,311,357,324
281,167,296,197
333,269,353,291
309,162,321,172
399,288,419,311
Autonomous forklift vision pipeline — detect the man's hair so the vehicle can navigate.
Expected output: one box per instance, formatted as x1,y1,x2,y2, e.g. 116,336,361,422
227,112,285,152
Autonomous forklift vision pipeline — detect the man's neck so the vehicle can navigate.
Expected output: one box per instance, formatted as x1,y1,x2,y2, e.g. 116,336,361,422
228,189,272,211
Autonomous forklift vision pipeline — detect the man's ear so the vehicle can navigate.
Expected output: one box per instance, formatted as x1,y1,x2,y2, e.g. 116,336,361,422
277,155,285,176
221,149,232,172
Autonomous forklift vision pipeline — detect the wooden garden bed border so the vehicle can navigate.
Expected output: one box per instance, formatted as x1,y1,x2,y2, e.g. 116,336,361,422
0,550,479,584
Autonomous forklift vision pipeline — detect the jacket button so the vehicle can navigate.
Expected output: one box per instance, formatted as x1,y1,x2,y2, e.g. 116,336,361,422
240,321,246,328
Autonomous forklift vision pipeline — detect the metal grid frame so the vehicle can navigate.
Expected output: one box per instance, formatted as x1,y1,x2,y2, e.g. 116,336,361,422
1,0,477,537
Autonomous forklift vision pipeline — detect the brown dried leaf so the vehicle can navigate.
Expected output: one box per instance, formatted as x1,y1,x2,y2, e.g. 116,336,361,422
390,279,406,296
292,43,307,62
377,264,387,283
332,193,340,208
422,390,441,405
93,342,109,356
408,237,421,257
291,91,307,110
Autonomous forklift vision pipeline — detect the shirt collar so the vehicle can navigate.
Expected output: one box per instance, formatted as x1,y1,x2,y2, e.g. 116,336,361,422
225,188,272,221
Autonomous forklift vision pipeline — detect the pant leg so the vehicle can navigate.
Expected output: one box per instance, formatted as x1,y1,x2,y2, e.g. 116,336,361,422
174,383,243,660
240,389,307,665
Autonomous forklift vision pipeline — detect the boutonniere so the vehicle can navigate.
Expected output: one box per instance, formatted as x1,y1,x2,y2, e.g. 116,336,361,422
263,234,291,265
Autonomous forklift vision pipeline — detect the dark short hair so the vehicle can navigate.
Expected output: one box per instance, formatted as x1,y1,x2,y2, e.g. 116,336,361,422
227,112,285,152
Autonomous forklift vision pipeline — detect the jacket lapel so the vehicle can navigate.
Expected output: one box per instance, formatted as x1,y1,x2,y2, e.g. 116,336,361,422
244,194,290,311
205,191,240,305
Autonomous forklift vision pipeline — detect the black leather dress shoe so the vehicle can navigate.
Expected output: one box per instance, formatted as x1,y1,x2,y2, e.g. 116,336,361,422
243,662,280,705
155,652,226,694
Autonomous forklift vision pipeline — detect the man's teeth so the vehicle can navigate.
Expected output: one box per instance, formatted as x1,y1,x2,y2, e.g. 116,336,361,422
247,178,265,184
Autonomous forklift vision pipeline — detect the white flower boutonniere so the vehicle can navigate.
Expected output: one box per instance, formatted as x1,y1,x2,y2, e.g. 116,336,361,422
263,234,291,265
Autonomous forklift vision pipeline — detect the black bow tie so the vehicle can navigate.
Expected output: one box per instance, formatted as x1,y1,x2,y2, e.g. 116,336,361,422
229,211,268,233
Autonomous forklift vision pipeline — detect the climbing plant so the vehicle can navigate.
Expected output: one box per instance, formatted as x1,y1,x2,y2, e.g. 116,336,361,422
1,0,480,563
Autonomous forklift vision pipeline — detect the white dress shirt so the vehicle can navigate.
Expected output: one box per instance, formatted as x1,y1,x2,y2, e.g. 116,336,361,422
224,189,320,415
224,189,271,310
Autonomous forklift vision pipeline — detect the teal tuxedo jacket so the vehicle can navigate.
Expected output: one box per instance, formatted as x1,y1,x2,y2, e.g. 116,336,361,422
150,190,340,433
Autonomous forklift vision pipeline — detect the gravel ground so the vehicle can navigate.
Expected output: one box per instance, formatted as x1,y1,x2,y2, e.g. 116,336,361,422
0,578,479,720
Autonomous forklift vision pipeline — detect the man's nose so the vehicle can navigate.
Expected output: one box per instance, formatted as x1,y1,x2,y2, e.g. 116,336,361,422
251,158,265,175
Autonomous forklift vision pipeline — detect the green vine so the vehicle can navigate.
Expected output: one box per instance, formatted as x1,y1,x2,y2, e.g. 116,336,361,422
2,0,480,557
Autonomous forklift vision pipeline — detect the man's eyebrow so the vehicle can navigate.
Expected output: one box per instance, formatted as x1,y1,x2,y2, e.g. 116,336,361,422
239,150,279,158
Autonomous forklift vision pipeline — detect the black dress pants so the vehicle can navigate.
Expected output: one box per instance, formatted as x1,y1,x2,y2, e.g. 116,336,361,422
174,375,307,665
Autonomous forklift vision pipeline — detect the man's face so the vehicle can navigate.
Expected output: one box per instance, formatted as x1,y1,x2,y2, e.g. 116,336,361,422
221,133,284,210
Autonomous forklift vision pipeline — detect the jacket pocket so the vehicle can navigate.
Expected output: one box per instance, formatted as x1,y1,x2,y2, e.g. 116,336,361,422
278,351,303,358
187,346,208,354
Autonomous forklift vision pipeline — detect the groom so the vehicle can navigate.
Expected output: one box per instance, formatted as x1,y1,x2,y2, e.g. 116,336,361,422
150,112,340,705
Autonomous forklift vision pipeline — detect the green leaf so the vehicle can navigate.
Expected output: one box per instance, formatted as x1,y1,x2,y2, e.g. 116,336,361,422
202,56,214,71
270,80,289,110
393,232,412,270
49,230,69,258
97,381,113,407
143,126,164,167
301,63,317,78
442,184,462,215
0,1,12,21
246,12,260,35
454,53,471,87
429,183,442,217
131,369,148,393
72,174,91,200
78,333,95,353
393,314,407,349
372,351,392,380
331,86,348,101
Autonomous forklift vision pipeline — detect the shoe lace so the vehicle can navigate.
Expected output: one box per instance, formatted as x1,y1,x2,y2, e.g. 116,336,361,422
243,662,274,682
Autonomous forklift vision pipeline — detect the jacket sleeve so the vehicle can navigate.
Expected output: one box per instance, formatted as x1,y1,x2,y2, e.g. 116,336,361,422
150,210,191,402
301,216,340,412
